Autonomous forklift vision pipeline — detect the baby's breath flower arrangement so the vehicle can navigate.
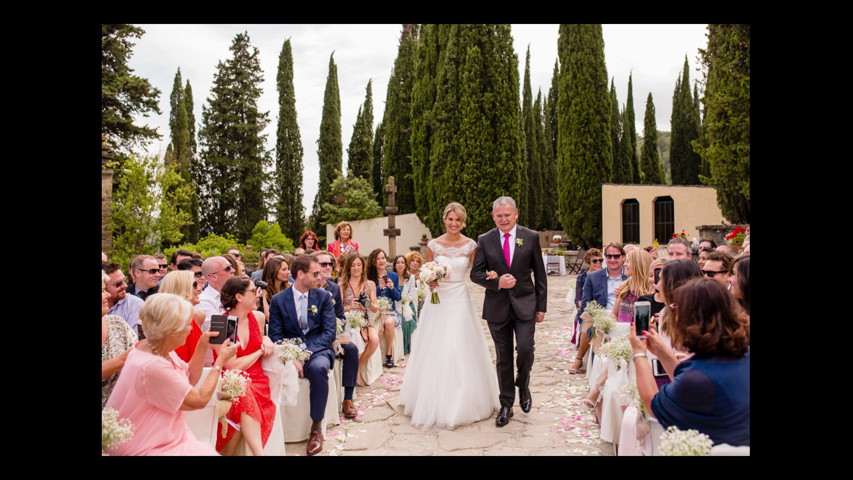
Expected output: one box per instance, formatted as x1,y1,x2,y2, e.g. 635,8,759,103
276,338,311,363
345,309,368,329
401,292,413,306
102,407,134,452
586,301,615,334
376,297,393,312
659,426,714,456
220,369,251,402
619,380,645,414
599,335,632,369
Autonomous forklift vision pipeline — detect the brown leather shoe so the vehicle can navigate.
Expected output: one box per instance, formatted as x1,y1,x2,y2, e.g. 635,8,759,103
342,399,357,418
306,430,323,455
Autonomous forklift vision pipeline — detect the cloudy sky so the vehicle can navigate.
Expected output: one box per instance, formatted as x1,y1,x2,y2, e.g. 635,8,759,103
126,24,708,216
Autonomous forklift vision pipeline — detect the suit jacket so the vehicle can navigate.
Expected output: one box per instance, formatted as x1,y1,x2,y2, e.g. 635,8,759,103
268,286,337,365
580,268,628,312
470,225,547,322
323,279,345,321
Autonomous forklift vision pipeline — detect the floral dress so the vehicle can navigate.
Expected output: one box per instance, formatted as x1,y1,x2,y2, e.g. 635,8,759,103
102,315,138,408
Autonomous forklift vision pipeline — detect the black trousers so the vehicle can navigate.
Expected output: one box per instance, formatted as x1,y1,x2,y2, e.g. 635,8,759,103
486,306,536,408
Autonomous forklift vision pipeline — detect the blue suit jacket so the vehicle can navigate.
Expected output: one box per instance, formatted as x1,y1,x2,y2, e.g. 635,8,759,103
323,279,345,321
268,286,337,365
580,268,628,313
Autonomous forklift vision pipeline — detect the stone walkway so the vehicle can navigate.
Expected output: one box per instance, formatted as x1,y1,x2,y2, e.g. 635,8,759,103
286,272,614,456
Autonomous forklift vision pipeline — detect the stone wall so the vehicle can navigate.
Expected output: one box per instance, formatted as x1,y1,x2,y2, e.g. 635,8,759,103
696,224,748,246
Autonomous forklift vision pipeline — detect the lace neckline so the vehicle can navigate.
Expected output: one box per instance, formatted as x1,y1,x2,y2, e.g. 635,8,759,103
428,238,476,259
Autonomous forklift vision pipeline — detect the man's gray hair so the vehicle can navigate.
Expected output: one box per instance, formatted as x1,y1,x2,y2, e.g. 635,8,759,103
492,196,517,211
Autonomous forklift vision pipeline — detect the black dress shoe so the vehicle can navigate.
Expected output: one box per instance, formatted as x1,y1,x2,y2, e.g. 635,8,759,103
520,388,532,413
496,405,514,427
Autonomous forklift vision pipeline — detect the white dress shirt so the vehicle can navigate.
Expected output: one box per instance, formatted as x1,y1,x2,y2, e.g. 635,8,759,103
197,285,225,332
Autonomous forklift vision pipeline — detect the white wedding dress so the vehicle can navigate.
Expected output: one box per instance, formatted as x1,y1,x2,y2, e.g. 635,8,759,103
398,239,500,429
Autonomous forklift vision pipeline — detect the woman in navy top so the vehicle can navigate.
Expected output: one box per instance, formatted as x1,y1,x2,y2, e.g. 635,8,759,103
629,277,750,447
367,248,402,368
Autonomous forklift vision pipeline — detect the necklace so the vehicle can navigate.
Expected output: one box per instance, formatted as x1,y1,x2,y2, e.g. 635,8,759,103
146,339,166,358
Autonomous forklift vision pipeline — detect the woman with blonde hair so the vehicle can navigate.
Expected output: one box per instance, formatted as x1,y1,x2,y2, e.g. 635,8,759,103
340,254,379,386
612,248,654,322
158,270,207,363
103,293,239,455
327,221,359,258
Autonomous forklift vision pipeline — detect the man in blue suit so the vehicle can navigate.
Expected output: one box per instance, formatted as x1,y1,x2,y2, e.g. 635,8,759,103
581,242,628,316
268,255,336,456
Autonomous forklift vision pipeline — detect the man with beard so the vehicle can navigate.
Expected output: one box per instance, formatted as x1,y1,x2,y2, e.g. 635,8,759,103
102,261,145,334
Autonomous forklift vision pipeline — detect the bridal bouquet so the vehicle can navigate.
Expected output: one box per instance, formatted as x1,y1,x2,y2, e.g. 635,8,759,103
599,335,632,369
659,426,714,456
419,261,450,304
102,407,134,453
276,338,311,364
345,309,368,329
220,369,251,402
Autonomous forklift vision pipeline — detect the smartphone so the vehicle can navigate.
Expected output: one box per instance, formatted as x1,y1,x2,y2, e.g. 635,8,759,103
633,301,651,337
209,314,239,344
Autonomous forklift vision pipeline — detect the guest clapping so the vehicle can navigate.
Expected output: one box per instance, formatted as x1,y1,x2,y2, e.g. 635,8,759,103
629,277,750,446
213,275,277,456
104,293,239,455
102,270,137,408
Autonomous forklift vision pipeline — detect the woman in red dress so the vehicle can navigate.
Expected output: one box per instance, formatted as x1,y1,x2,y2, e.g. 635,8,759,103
212,275,277,456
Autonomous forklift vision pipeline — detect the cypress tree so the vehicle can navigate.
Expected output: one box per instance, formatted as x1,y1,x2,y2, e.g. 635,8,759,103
640,93,665,184
273,38,305,241
695,24,750,224
168,68,190,171
522,46,542,229
184,80,196,157
197,32,271,242
542,60,561,230
625,73,640,183
372,118,385,203
609,79,630,183
182,79,199,243
670,57,702,184
347,80,374,183
557,24,612,248
381,25,418,214
534,89,555,229
310,53,343,239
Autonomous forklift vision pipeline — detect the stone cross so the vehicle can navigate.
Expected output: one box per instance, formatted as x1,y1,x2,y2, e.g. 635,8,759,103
384,176,401,258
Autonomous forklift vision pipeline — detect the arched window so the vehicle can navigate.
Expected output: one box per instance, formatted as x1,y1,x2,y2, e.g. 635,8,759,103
654,196,674,243
621,199,639,244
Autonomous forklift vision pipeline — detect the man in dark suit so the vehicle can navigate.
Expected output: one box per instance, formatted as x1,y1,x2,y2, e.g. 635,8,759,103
580,242,628,314
470,196,547,427
313,251,359,419
268,255,336,456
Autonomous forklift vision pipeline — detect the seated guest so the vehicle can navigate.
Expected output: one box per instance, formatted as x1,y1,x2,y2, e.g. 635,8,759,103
570,248,602,372
314,251,360,418
158,270,207,364
169,248,194,272
268,255,338,455
103,293,240,455
729,254,750,315
222,253,245,276
629,277,750,446
260,256,291,322
405,251,425,318
367,248,401,368
251,249,276,282
339,253,380,386
103,261,144,334
102,270,137,408
300,230,321,253
702,250,734,286
197,256,236,332
126,255,162,300
177,257,205,285
394,253,417,355
213,276,276,456
327,221,359,258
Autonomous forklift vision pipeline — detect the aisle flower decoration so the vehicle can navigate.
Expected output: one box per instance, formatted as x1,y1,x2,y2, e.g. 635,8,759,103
102,407,134,453
725,225,746,246
619,380,645,415
599,336,632,369
585,301,615,335
276,338,311,363
416,280,429,302
376,296,393,312
400,292,414,321
659,426,714,456
419,261,450,304
345,309,368,330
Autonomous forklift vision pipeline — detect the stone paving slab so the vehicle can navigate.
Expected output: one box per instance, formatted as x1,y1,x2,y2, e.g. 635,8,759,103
283,272,614,456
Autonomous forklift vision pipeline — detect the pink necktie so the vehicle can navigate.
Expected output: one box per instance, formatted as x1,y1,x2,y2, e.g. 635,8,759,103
503,233,511,268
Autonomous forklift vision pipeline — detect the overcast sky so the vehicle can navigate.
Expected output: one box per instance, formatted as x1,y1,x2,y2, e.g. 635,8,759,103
126,24,708,216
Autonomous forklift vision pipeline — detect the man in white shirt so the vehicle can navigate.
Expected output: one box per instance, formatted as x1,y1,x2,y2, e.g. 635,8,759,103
197,256,236,332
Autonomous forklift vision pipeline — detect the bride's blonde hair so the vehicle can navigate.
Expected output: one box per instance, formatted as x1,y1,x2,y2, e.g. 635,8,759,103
443,202,467,228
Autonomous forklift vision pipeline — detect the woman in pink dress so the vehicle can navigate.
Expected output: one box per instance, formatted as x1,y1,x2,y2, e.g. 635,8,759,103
213,275,277,456
104,293,239,456
327,221,359,258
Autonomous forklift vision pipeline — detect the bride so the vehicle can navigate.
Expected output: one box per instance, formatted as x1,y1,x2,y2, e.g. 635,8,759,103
398,202,500,429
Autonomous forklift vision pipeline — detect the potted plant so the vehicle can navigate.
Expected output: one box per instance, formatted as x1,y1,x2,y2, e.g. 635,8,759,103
725,226,746,253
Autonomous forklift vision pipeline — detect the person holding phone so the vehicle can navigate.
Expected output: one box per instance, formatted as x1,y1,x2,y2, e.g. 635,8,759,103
339,253,380,385
366,248,401,368
628,277,750,447
212,275,276,456
103,293,240,455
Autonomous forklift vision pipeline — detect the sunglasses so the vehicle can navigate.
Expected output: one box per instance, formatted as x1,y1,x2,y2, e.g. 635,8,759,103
319,262,335,268
159,264,168,269
211,265,233,275
138,268,160,275
590,258,604,264
703,270,725,277
112,278,127,289
604,254,622,259
193,271,204,278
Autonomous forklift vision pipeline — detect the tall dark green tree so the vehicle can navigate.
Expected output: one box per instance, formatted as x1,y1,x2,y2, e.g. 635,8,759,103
695,24,750,224
670,57,702,184
557,24,612,248
347,81,374,183
185,80,197,157
522,46,542,229
540,88,560,230
310,53,343,240
197,32,272,242
165,67,198,245
372,119,385,203
273,38,305,241
381,24,418,214
101,24,162,155
640,93,665,184
625,73,640,183
609,79,630,183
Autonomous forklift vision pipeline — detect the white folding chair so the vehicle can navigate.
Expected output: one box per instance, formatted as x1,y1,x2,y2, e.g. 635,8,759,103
184,367,220,448
281,369,335,442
